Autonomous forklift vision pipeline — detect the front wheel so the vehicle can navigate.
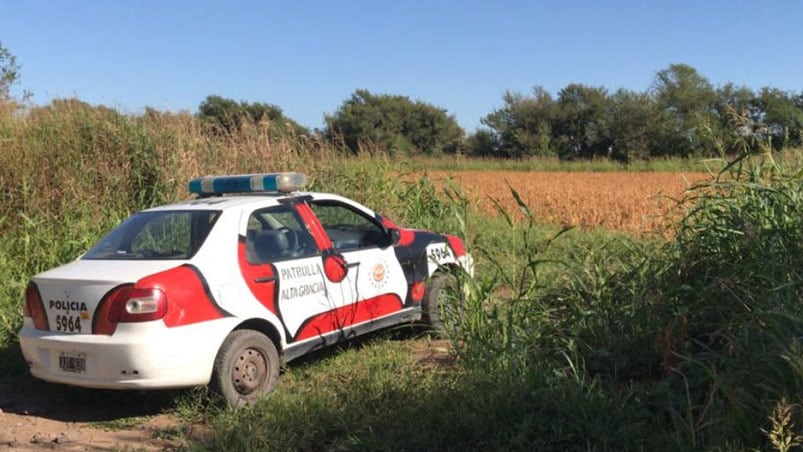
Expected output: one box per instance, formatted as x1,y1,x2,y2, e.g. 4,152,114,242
422,272,463,337
211,329,280,408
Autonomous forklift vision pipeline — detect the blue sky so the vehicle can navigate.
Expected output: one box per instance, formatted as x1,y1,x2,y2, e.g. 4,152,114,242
2,1,801,130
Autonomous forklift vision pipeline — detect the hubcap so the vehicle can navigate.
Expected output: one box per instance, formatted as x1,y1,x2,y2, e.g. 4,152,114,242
232,347,268,395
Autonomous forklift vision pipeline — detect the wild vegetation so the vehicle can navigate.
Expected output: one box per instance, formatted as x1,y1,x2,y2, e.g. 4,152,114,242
324,89,465,155
2,41,803,449
2,96,803,450
197,94,308,137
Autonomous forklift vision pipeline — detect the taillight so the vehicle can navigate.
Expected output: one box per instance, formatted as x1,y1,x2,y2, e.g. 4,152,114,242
93,285,167,335
113,288,168,322
24,282,50,331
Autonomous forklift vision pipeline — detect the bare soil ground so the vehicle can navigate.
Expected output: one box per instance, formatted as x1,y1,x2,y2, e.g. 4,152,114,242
0,379,185,451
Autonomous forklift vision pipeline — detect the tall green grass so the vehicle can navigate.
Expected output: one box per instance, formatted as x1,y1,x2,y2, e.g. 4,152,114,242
656,152,803,446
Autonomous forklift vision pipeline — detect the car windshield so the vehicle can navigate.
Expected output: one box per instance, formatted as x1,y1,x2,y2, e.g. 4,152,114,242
83,210,221,260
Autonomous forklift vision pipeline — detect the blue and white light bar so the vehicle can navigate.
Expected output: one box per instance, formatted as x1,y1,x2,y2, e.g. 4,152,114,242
188,172,308,195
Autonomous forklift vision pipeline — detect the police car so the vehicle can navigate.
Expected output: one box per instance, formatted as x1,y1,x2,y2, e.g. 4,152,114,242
19,173,471,406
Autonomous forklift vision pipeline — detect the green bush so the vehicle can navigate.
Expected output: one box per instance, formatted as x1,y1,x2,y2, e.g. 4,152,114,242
197,94,309,137
325,89,465,155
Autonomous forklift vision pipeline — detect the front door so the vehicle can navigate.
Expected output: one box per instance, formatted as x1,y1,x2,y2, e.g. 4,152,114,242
307,200,408,324
241,204,352,342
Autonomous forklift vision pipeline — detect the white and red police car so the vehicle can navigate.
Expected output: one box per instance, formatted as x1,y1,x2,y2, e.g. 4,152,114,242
19,173,471,406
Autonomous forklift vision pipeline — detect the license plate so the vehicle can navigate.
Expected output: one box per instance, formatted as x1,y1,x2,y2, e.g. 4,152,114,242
58,352,86,374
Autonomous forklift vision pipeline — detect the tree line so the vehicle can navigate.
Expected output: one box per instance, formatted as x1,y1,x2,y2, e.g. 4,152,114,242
199,63,803,160
197,89,464,155
475,64,803,160
2,40,800,160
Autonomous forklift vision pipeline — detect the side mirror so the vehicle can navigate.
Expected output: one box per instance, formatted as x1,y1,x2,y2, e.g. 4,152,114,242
387,228,401,246
323,253,347,283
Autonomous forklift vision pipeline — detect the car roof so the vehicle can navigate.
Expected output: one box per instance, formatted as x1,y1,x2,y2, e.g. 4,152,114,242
142,192,310,212
142,192,373,214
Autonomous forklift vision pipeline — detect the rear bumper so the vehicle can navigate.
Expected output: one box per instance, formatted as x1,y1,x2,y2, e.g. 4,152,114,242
19,318,235,390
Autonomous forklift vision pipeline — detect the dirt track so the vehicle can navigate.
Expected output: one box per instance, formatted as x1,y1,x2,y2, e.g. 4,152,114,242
0,380,183,451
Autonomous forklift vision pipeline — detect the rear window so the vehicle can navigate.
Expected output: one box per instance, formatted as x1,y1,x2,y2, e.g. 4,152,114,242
83,210,220,260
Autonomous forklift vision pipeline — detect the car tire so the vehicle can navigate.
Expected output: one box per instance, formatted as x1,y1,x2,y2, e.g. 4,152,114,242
422,272,462,337
211,329,280,408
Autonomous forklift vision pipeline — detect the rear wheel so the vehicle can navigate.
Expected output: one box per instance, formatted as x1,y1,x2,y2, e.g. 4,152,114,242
422,272,462,337
211,330,280,408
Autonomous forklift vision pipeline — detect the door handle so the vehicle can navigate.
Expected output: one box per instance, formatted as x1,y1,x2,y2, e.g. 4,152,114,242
254,276,276,283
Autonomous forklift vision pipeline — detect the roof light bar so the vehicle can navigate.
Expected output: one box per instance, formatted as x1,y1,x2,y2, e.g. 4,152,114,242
188,172,308,195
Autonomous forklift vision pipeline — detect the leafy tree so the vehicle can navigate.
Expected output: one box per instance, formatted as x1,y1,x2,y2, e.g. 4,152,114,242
0,41,21,101
198,95,240,133
552,84,612,159
465,129,500,157
197,95,308,136
481,87,555,158
755,87,803,149
325,89,464,155
651,64,718,157
476,64,803,160
654,64,716,116
607,89,661,161
713,83,760,153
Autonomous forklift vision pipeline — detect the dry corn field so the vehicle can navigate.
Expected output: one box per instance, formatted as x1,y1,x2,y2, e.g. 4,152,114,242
426,171,713,234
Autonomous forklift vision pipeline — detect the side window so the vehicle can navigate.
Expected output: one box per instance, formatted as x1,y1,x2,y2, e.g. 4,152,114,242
309,201,390,251
245,205,317,264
